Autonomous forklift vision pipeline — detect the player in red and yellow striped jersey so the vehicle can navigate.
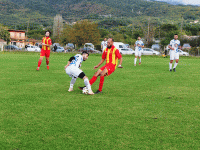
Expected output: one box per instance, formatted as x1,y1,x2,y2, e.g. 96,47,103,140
79,38,123,94
36,30,52,71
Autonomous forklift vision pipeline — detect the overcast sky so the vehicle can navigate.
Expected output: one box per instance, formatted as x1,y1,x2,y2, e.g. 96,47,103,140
157,0,200,5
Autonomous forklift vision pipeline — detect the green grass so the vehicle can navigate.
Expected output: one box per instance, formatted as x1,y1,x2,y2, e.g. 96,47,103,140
0,52,199,149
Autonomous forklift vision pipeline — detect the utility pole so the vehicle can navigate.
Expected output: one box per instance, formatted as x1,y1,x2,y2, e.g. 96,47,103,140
147,17,150,46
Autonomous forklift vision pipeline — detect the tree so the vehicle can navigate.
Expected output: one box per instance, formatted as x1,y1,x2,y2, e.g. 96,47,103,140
0,24,10,44
65,20,100,47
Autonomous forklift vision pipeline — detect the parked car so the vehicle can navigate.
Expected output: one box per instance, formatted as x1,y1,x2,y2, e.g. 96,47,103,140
66,43,75,49
53,43,60,47
4,45,22,50
125,44,130,48
78,43,101,54
142,48,160,55
52,46,65,52
26,45,41,52
120,48,135,55
151,44,161,51
177,49,189,56
78,47,101,54
182,43,191,50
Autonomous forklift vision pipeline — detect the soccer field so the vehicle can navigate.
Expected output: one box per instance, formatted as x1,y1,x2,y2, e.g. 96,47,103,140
0,52,199,149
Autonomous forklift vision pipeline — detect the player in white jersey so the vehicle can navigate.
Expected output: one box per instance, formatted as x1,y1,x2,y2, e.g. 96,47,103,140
101,38,107,53
134,37,144,66
168,34,181,72
65,51,94,94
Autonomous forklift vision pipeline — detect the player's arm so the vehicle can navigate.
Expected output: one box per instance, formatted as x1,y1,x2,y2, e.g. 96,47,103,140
94,59,105,69
118,57,123,68
65,56,75,69
168,45,174,50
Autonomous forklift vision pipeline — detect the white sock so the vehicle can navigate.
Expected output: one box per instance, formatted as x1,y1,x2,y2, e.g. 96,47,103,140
134,58,137,65
70,77,77,88
84,78,91,90
139,58,141,63
173,62,178,69
169,63,172,70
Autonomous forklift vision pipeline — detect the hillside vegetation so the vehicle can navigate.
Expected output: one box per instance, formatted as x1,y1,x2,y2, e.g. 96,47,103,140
0,0,200,26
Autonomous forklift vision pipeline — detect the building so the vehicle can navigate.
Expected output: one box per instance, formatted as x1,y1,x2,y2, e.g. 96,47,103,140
8,29,27,48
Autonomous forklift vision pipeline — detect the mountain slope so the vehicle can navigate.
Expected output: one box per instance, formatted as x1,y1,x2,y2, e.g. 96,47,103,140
0,0,200,26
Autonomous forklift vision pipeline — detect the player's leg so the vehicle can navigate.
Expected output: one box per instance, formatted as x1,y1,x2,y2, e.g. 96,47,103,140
169,51,174,72
89,69,102,85
138,51,142,65
173,53,179,72
134,54,138,66
46,50,50,70
68,76,77,92
78,72,94,95
95,68,108,94
36,54,44,71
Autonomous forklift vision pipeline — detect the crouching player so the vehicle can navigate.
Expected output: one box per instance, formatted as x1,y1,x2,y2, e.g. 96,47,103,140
65,51,94,95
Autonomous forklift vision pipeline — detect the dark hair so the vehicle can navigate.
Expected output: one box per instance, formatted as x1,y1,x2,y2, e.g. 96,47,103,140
82,51,89,56
109,38,114,42
45,30,51,36
174,34,178,36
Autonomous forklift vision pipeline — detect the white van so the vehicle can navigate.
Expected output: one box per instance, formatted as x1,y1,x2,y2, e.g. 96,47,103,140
113,42,134,55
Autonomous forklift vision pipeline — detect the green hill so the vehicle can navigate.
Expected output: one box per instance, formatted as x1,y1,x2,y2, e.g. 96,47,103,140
0,0,200,26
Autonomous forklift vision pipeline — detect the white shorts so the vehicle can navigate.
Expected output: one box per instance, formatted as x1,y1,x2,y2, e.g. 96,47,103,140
65,66,82,78
170,50,179,60
135,50,142,57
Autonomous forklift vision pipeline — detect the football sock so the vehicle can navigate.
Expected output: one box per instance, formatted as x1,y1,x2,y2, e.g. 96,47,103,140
139,58,141,63
99,76,104,92
70,77,77,88
89,76,97,85
46,59,49,66
38,59,42,68
173,62,178,69
169,63,172,70
84,78,91,90
134,58,137,65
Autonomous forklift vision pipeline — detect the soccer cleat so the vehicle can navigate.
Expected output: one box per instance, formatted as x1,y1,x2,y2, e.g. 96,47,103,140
95,90,102,94
68,88,73,92
78,86,86,90
173,68,176,72
139,62,141,65
36,67,40,71
88,90,94,95
134,64,136,66
169,69,172,72
47,66,49,70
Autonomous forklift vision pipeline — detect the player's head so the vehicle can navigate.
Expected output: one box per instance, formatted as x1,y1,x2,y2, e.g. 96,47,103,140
104,38,107,41
138,37,141,40
82,51,89,61
107,38,114,48
174,34,178,40
45,30,51,37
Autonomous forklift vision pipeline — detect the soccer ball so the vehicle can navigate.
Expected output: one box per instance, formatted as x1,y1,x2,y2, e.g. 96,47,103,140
82,87,88,94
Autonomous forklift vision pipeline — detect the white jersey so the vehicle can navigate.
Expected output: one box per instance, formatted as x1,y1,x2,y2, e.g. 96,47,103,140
135,40,144,51
69,54,83,68
169,39,180,53
101,41,107,51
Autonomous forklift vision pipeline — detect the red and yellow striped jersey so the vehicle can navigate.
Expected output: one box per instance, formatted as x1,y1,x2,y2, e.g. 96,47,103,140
42,37,52,50
102,45,122,67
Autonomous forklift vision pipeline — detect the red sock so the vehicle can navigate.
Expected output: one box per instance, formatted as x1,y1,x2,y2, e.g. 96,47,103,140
46,60,49,66
38,59,42,67
89,76,97,85
99,76,104,92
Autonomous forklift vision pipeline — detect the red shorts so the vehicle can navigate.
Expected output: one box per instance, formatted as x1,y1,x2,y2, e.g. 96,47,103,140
100,63,116,76
40,49,50,58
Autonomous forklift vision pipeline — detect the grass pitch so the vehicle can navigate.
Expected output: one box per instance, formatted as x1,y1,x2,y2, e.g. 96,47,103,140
0,52,199,149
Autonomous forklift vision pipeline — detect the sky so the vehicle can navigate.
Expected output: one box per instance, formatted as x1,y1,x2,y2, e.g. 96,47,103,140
156,0,200,6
